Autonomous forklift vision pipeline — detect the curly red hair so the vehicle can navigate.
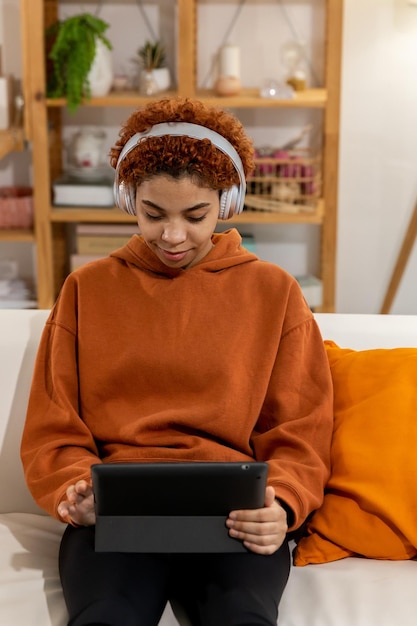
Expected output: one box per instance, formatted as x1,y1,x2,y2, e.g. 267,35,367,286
109,97,254,191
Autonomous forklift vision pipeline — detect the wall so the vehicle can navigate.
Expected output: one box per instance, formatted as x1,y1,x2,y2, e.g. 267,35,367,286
0,0,33,281
1,0,417,312
0,0,31,186
338,0,417,313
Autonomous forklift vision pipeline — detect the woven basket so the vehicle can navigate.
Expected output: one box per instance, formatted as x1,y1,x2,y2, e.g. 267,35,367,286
246,149,321,214
0,187,34,229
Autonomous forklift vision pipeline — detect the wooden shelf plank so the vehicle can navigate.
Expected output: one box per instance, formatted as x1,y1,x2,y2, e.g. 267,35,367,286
229,204,324,225
49,201,324,226
50,207,137,223
0,229,35,242
195,88,327,109
45,88,327,110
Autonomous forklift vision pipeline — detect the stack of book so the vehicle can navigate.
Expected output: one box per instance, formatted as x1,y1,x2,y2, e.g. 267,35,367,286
52,172,115,207
70,224,139,271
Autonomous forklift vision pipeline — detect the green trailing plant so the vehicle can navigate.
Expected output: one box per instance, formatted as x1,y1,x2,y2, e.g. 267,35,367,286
46,13,112,113
137,40,166,71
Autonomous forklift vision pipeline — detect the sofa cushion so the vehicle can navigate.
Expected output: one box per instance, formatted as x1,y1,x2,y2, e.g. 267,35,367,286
0,512,181,626
0,513,67,625
281,546,417,625
295,342,417,565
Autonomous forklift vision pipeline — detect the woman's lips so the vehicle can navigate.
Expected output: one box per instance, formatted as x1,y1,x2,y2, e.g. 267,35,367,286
158,247,190,262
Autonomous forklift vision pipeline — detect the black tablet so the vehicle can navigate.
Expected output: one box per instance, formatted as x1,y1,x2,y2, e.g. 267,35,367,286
91,461,268,553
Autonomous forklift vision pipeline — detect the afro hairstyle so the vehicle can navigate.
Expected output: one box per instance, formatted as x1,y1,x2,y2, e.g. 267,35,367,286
109,97,254,192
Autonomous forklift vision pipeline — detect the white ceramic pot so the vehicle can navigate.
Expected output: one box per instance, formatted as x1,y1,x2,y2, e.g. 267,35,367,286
139,67,171,95
87,38,114,97
153,67,171,92
214,76,241,97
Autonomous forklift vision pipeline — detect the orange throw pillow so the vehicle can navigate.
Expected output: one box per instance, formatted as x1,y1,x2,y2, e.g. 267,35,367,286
294,341,417,566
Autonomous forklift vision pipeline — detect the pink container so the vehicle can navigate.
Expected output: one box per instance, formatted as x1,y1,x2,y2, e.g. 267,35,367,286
0,187,34,229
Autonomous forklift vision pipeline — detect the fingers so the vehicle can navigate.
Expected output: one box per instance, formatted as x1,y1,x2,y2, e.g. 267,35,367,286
227,518,287,554
229,499,283,525
226,515,285,549
57,501,71,520
226,490,288,555
264,485,276,507
57,480,96,526
65,480,92,504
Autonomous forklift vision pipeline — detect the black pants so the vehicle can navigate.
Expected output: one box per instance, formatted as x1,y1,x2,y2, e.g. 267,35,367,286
59,525,291,626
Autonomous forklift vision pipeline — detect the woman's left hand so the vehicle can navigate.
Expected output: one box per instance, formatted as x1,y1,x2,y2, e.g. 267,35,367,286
226,485,288,554
57,480,96,527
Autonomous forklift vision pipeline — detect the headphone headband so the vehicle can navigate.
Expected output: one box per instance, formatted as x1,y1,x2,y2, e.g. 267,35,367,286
113,121,246,219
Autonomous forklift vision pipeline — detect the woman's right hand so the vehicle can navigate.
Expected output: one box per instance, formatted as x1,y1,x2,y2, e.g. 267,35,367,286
57,480,96,526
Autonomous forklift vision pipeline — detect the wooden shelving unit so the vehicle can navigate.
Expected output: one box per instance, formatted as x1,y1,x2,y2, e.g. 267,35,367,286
20,0,343,311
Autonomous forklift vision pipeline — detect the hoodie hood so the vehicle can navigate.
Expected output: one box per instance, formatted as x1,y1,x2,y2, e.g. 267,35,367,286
110,228,258,278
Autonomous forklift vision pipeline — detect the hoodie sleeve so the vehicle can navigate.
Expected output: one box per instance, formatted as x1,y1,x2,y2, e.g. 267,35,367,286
20,283,101,521
251,300,334,531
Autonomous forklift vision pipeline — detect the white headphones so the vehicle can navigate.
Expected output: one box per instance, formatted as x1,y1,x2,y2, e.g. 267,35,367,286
113,121,246,220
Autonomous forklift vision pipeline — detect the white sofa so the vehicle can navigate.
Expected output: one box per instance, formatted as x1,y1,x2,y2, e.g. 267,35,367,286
1,308,417,626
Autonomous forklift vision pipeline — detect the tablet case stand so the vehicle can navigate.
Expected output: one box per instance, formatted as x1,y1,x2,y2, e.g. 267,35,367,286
95,514,247,553
92,461,268,554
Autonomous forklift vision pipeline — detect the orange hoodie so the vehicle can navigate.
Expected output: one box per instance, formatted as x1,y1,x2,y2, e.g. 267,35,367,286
21,229,333,529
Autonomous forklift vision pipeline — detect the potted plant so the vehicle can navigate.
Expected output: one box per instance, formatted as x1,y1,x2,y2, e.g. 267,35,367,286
46,13,113,113
136,40,171,96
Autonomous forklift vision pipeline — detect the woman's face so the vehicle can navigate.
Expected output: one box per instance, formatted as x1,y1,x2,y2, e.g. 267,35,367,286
135,175,220,269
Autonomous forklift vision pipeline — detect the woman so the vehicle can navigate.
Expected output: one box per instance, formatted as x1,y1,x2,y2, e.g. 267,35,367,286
21,97,333,626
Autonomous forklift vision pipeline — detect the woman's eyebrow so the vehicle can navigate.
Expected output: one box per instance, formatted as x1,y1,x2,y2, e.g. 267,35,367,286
141,199,211,213
141,199,165,211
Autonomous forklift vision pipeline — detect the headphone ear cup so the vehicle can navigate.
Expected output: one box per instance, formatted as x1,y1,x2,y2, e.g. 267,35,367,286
127,185,136,215
219,189,231,220
114,181,136,216
219,185,240,220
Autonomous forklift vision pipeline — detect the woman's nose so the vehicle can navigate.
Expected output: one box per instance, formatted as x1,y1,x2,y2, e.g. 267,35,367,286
161,223,186,244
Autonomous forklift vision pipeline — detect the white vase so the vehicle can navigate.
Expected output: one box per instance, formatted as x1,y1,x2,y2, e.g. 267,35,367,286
87,38,113,97
153,67,171,92
139,67,171,96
